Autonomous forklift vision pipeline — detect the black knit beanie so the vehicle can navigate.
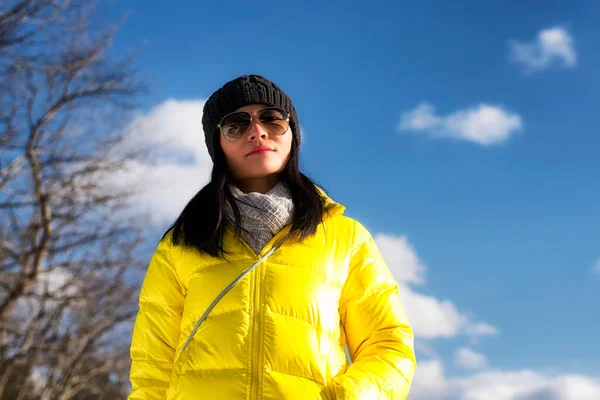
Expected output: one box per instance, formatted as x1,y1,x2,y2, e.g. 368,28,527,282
202,74,301,162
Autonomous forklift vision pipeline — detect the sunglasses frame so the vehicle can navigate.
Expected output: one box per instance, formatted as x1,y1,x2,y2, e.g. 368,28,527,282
217,106,290,142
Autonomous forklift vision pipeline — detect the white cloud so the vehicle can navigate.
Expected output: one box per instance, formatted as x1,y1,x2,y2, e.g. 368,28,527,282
466,322,499,338
415,340,438,359
410,359,449,400
36,267,77,296
375,234,497,340
399,286,497,340
7,267,80,335
509,26,577,72
375,234,425,285
455,369,600,400
398,102,522,146
399,286,467,339
455,347,488,370
30,366,49,397
102,99,212,225
410,358,600,400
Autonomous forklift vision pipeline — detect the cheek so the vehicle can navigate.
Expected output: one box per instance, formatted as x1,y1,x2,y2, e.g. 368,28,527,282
279,133,293,159
219,135,229,156
220,137,238,162
219,136,249,177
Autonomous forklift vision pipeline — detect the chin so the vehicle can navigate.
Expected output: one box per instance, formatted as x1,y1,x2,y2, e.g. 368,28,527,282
242,169,282,179
243,162,285,178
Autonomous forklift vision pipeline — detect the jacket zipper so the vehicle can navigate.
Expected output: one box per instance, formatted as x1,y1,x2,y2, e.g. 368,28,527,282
231,226,291,400
251,262,262,400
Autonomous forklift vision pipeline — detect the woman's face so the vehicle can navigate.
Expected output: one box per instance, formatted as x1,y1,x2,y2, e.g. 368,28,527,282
219,104,293,182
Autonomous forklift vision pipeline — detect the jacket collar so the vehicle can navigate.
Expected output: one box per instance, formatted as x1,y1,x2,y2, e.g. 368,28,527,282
317,186,345,220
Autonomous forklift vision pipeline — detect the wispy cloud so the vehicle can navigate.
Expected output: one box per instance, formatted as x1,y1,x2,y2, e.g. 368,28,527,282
509,26,577,73
398,102,523,146
375,234,426,285
374,234,497,340
411,359,449,399
411,359,600,400
415,340,438,359
101,99,212,226
455,370,600,400
465,322,498,337
454,347,488,370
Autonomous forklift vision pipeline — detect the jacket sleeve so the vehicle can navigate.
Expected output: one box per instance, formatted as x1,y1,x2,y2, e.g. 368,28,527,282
333,223,417,400
128,236,185,400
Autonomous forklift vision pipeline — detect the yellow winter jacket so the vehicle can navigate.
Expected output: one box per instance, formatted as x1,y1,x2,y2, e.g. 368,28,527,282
129,197,416,399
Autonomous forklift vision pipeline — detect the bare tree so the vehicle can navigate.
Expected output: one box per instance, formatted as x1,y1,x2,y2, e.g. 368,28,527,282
1,1,147,398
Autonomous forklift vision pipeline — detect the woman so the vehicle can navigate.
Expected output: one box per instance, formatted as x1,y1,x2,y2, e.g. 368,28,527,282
129,75,416,399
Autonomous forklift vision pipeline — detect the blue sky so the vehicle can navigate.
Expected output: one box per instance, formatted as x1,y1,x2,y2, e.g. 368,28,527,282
105,1,600,398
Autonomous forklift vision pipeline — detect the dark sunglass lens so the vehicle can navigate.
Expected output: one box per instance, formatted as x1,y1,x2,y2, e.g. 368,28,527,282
259,108,288,134
221,112,251,140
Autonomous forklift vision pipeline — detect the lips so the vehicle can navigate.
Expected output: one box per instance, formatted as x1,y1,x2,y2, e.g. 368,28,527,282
247,145,274,156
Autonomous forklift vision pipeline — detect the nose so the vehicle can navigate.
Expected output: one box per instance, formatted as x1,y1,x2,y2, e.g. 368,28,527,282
246,117,268,141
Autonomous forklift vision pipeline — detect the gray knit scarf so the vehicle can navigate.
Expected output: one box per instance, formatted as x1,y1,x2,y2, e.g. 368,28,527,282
224,181,294,254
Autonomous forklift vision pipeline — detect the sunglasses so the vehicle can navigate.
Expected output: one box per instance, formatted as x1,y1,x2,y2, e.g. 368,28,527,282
217,107,290,142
